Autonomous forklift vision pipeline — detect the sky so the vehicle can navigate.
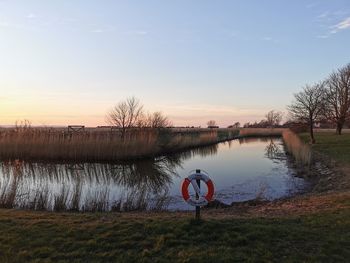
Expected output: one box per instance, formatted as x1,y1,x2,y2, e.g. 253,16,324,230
1,0,350,127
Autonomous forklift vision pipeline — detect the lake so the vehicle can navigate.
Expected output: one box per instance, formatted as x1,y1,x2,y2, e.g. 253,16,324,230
0,137,308,211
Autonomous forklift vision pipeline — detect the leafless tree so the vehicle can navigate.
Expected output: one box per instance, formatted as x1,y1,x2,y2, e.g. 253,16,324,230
107,97,143,139
287,83,326,144
265,110,283,127
145,111,172,128
324,64,350,135
14,119,32,132
207,120,217,127
233,122,240,128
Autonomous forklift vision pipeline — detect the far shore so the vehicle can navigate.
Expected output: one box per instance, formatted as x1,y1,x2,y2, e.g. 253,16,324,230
0,127,288,162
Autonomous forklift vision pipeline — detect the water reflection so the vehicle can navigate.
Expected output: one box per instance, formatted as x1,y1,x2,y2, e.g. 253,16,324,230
0,144,219,212
0,139,307,212
264,139,285,161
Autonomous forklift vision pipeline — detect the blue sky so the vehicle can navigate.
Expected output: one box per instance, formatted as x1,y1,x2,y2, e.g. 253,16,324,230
1,0,350,126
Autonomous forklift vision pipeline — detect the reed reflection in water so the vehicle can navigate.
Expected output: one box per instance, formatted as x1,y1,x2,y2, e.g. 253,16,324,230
0,139,307,212
173,138,308,208
0,144,218,212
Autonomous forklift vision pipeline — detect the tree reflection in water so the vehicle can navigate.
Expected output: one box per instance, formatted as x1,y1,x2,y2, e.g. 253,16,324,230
0,144,219,212
264,139,285,161
236,137,285,161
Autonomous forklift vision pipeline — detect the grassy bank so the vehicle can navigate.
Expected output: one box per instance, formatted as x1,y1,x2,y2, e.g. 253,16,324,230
298,131,350,192
0,192,349,262
0,128,238,162
299,132,350,164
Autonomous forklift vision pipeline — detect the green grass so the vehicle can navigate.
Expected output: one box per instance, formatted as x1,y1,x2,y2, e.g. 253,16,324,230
0,206,349,263
299,132,350,164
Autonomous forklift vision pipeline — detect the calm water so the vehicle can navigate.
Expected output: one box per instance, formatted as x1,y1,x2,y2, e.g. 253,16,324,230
0,137,308,211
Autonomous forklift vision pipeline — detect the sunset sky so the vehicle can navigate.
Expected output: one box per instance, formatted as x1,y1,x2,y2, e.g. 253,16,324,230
1,0,350,127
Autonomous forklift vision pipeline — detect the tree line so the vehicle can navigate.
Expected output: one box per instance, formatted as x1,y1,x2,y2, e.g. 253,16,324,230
288,63,350,143
242,110,283,129
107,63,349,144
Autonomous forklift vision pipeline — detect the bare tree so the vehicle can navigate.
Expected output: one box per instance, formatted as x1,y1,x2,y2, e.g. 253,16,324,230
107,97,143,138
265,110,283,127
207,120,217,127
287,83,325,144
145,111,172,128
233,122,240,128
324,64,350,135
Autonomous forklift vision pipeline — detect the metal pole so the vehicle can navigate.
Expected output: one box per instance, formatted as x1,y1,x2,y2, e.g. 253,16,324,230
195,169,201,220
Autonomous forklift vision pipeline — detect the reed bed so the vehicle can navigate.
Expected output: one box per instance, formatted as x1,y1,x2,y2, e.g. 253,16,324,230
282,129,312,167
0,143,226,212
0,127,239,162
238,128,312,168
238,128,286,137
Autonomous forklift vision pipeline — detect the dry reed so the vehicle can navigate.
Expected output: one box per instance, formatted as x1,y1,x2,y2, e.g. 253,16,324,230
238,128,312,168
0,127,239,162
238,128,285,137
282,129,312,167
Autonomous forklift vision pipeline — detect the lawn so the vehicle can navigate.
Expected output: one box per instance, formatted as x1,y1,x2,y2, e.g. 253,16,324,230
299,132,350,164
0,193,349,262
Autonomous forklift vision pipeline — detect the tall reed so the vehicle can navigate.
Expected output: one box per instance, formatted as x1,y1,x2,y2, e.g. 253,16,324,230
0,127,239,162
238,128,312,168
238,128,285,137
282,129,312,167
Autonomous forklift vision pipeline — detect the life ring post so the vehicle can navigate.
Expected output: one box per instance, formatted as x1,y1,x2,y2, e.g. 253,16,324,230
181,169,215,218
195,169,201,220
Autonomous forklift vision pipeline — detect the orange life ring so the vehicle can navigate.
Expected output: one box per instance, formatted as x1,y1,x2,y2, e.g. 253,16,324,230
181,172,215,206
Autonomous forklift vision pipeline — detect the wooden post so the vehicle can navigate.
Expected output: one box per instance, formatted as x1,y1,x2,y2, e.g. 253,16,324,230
195,169,201,220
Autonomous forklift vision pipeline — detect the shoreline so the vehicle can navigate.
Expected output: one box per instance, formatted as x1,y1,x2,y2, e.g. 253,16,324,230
0,129,348,213
0,127,239,162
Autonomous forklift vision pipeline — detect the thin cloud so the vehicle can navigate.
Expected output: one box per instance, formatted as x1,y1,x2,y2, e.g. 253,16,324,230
261,36,280,44
316,10,350,38
331,17,350,33
262,36,273,41
26,13,37,19
317,12,329,19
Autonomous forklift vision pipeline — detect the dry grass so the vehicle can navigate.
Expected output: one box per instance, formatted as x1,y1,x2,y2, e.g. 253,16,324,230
282,129,312,167
0,127,238,162
238,128,285,137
